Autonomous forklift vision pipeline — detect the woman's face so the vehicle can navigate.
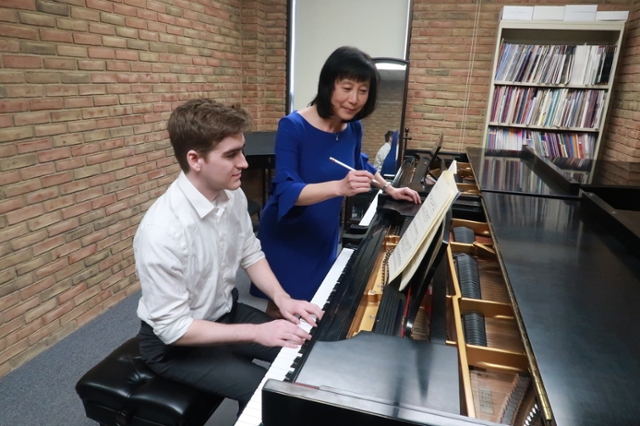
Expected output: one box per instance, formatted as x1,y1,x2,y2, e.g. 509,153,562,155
330,78,370,121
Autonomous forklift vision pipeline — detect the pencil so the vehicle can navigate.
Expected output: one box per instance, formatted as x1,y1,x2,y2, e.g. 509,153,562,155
329,157,356,172
330,157,380,186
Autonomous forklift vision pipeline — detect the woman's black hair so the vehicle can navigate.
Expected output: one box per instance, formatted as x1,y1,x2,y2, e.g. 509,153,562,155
310,46,379,122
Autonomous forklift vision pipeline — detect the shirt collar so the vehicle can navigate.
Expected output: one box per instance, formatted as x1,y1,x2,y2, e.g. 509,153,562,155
176,172,230,219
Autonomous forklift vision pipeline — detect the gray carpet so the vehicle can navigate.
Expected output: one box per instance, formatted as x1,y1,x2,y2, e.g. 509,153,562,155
0,269,267,426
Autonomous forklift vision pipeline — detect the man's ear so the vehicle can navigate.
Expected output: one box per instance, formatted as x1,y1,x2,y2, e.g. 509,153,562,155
186,150,202,172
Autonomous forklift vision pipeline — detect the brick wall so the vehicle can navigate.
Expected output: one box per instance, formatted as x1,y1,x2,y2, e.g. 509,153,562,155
602,1,640,165
0,0,286,378
361,78,404,163
405,0,640,161
239,0,286,204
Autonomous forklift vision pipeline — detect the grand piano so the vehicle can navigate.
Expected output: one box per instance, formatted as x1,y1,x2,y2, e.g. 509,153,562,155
235,146,640,426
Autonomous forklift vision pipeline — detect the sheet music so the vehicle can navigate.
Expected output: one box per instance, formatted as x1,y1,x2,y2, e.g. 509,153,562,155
358,190,381,227
388,162,459,286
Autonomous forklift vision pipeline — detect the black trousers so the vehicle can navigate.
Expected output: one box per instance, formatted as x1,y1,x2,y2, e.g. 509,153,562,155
138,289,279,410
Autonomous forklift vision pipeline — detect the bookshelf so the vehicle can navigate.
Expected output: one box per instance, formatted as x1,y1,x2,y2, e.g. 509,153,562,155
483,20,625,163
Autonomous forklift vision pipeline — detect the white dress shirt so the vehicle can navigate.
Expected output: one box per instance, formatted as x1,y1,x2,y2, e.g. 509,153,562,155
134,172,264,344
373,142,391,170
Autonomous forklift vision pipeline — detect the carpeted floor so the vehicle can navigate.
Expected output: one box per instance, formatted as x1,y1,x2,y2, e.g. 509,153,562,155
0,269,266,426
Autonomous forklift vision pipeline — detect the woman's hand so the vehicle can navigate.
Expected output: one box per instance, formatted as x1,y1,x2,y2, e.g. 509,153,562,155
386,185,421,204
337,170,375,197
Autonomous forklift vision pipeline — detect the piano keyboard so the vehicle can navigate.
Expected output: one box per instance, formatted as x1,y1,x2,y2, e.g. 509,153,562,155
234,247,355,426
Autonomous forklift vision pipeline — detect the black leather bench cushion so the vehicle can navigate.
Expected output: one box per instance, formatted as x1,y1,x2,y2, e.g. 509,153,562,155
76,337,224,426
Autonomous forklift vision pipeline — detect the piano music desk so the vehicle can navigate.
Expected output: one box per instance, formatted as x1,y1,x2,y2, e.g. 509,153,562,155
244,131,276,207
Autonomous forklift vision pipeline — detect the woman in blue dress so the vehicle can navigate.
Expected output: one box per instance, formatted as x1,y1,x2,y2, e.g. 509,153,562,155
252,46,420,315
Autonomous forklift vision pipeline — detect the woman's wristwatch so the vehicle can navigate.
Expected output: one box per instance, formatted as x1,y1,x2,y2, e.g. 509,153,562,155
381,182,391,193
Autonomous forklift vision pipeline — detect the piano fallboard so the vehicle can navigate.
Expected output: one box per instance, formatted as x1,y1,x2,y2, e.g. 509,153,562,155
482,191,640,426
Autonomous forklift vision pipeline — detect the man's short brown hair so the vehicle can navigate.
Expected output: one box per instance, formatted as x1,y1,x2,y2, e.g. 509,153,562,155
167,98,253,172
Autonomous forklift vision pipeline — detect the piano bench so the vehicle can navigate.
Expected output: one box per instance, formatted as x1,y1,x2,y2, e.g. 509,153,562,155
75,337,225,426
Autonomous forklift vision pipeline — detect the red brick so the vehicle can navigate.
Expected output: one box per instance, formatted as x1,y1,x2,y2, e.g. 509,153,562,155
13,111,51,126
57,282,87,305
46,217,79,237
88,47,115,59
41,171,73,188
0,198,24,215
11,229,47,251
20,163,56,180
68,245,97,264
73,32,102,45
5,204,43,226
0,100,28,113
64,97,94,108
55,157,85,172
56,45,87,57
86,0,113,13
3,296,39,322
0,116,13,128
32,235,65,257
16,137,52,153
61,201,92,219
3,55,42,69
29,98,64,111
42,194,74,213
28,211,61,231
39,28,74,43
3,180,40,203
45,85,79,97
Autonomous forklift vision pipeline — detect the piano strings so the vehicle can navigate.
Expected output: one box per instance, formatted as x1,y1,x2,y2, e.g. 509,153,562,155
449,222,542,425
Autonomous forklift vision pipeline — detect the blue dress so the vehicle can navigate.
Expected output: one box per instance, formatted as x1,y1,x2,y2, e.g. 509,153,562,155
251,112,376,301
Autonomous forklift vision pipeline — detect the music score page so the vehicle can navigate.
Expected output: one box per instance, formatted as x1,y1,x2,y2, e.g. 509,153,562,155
388,162,460,289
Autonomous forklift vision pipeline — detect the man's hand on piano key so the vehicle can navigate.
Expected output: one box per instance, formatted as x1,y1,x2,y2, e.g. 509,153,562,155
272,296,324,328
254,320,312,348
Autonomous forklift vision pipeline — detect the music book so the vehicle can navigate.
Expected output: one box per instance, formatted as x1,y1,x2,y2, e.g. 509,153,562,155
388,161,460,290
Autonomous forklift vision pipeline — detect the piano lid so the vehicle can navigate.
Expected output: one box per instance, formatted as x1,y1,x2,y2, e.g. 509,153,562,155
466,147,580,198
294,331,460,416
483,191,640,426
467,147,640,198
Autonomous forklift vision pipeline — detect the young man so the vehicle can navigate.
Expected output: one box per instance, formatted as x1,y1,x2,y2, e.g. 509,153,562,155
134,98,323,412
373,130,395,170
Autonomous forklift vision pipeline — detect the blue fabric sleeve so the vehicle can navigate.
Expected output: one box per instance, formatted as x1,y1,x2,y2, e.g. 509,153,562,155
361,156,377,174
270,117,307,222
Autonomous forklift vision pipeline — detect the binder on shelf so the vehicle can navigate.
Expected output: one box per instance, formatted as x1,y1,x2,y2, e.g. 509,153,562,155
596,11,629,21
533,6,564,21
564,5,597,13
501,6,533,20
563,5,596,22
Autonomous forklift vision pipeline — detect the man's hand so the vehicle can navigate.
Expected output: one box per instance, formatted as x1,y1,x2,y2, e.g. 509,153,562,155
253,320,312,348
273,295,323,328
